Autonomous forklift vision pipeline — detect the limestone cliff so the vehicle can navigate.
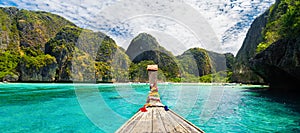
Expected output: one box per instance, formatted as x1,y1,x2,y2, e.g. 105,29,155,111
0,7,130,82
0,7,74,81
249,39,300,90
231,11,268,84
249,0,300,90
233,0,300,91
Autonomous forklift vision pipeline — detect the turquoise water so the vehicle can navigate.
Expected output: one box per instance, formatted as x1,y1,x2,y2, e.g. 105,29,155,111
0,83,299,132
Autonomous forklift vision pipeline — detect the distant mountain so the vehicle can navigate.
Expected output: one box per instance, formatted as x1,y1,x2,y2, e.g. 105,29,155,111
126,33,172,61
126,33,233,82
0,0,275,55
176,48,233,82
0,7,234,83
126,33,179,81
176,48,212,77
0,7,130,82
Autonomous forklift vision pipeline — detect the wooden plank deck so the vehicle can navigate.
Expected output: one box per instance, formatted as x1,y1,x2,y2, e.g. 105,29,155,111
116,107,204,133
116,65,204,133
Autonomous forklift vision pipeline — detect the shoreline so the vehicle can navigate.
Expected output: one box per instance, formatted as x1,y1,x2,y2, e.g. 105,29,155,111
0,81,113,84
0,81,269,87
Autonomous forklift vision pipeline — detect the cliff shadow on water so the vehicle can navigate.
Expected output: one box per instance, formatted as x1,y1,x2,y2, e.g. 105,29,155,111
242,87,300,113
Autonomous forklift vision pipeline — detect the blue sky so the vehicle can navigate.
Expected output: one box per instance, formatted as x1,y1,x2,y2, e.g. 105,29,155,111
0,0,275,55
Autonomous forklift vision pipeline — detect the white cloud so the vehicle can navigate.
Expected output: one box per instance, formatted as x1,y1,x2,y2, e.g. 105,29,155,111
0,0,275,55
184,0,275,55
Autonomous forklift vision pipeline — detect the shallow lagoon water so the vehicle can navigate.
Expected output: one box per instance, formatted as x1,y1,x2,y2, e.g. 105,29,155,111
0,83,299,132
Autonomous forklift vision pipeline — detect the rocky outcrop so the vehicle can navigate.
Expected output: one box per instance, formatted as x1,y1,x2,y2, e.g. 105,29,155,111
45,27,80,81
18,55,57,81
2,74,19,82
235,0,300,91
231,11,268,84
249,39,300,90
45,26,131,82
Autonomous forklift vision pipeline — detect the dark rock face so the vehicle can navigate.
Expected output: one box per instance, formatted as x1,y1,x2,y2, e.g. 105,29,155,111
18,60,57,81
224,53,234,71
231,11,269,84
3,73,19,82
45,27,79,81
249,39,300,90
208,51,227,72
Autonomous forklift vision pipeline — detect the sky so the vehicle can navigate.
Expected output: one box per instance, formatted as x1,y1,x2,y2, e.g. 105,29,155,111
0,0,275,55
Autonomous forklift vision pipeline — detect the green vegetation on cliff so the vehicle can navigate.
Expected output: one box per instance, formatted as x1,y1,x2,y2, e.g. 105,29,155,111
0,7,233,83
45,26,130,82
230,0,300,90
17,9,75,49
247,0,300,90
0,51,19,79
126,33,233,83
21,54,56,69
0,7,19,51
0,7,131,82
257,0,300,53
177,48,212,77
0,7,74,81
